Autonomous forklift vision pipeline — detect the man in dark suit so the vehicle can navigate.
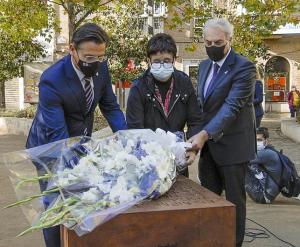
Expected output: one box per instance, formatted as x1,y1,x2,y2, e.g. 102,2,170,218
254,79,264,127
188,18,256,247
26,23,127,247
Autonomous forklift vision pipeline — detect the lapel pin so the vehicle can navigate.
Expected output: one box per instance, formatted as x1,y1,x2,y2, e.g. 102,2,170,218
96,72,99,76
224,71,228,74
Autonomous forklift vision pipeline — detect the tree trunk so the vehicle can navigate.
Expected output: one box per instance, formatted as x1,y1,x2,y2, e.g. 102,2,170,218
67,2,76,43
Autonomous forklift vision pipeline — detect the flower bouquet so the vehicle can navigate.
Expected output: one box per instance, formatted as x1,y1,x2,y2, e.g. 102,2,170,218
3,129,191,236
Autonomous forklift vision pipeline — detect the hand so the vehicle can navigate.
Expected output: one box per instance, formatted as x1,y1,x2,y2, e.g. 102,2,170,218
187,130,209,152
185,151,197,166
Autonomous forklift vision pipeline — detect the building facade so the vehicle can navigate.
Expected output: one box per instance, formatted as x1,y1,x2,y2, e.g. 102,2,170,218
262,24,300,112
4,1,300,113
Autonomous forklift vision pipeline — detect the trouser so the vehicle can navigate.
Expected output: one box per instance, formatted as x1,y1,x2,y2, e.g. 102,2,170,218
256,115,263,128
198,147,247,247
290,106,296,118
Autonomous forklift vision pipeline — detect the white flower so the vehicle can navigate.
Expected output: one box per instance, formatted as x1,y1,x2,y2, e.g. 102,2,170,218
81,188,100,204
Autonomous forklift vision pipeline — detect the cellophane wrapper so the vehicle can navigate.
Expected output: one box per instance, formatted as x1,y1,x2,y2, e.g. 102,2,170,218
3,129,191,236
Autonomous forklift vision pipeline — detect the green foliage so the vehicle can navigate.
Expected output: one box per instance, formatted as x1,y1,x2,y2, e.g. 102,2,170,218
0,0,298,86
92,2,148,83
165,0,299,62
229,0,299,61
52,0,136,39
0,0,57,83
16,105,37,119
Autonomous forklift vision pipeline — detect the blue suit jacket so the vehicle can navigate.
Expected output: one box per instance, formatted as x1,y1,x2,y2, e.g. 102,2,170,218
253,80,264,118
26,55,127,148
197,49,256,165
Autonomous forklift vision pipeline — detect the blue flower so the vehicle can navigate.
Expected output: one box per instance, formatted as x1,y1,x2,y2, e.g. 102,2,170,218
138,169,158,197
130,140,147,160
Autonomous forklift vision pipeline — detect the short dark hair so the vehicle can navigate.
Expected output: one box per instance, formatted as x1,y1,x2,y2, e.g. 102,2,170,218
72,23,110,48
147,33,177,58
257,127,269,139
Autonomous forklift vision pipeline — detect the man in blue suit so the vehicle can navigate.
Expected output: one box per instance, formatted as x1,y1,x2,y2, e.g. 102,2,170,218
26,23,127,247
188,18,256,247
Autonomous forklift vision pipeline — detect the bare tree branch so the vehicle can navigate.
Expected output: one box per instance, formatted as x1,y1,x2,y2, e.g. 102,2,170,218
59,0,68,11
99,0,113,7
74,9,93,29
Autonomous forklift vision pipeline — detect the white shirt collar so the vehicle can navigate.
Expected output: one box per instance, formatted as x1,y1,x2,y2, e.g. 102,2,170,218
71,56,85,81
214,47,232,68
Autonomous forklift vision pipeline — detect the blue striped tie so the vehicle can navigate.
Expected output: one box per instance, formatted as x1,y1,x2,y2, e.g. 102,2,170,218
84,77,93,113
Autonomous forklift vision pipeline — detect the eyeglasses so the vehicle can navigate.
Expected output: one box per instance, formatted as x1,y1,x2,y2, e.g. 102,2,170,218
204,40,228,47
151,62,173,69
82,55,108,63
76,49,107,63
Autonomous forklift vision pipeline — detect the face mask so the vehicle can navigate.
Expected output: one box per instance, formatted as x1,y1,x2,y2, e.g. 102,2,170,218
205,44,226,62
150,65,174,82
257,141,265,151
78,59,100,77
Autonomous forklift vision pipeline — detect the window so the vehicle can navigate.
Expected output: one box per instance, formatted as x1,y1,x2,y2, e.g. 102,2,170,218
193,17,203,42
153,17,161,30
154,2,166,15
138,17,148,32
153,17,163,33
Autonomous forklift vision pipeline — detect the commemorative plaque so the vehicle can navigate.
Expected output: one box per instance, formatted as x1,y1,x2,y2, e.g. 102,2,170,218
61,176,235,247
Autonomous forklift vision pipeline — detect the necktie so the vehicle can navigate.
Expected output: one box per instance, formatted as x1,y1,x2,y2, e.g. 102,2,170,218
204,63,220,98
84,77,93,113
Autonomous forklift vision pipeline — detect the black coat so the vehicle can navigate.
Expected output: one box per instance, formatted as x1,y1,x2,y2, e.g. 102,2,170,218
126,69,202,139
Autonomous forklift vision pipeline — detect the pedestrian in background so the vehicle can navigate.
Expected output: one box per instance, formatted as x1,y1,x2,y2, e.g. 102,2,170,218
253,72,264,127
288,85,300,118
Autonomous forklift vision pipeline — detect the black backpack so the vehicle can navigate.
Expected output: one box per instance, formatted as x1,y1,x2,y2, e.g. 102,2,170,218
264,146,300,198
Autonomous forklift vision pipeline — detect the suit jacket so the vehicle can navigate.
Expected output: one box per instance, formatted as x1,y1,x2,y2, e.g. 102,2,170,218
26,55,127,149
253,80,264,118
197,49,256,165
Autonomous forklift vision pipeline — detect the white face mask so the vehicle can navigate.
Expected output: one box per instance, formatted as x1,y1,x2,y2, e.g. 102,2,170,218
257,141,265,151
150,64,174,82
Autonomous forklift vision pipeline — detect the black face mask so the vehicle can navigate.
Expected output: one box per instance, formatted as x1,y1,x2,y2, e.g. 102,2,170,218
205,45,226,62
77,59,100,77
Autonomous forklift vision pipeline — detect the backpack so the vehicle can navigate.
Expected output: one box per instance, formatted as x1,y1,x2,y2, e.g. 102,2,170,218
264,146,300,198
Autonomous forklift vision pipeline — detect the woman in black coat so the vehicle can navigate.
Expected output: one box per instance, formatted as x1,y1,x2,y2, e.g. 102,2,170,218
126,33,202,177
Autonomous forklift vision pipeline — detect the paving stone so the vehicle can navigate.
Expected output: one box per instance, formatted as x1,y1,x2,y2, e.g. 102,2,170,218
0,113,299,247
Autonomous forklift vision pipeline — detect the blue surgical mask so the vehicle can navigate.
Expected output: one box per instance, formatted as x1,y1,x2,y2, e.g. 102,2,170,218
257,141,265,151
150,64,174,82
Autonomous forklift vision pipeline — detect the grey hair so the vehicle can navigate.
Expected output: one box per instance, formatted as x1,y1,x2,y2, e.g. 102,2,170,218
203,18,234,39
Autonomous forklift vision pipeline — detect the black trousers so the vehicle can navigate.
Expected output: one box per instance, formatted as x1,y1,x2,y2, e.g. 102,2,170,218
198,147,247,247
256,116,263,128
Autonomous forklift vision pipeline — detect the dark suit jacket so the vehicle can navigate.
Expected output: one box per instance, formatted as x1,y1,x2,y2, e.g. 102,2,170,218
197,49,256,165
26,55,127,148
254,80,264,118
